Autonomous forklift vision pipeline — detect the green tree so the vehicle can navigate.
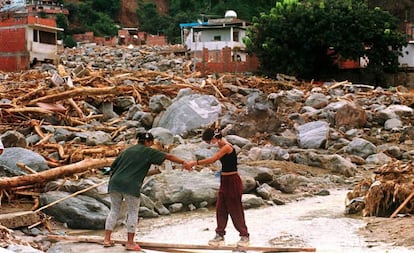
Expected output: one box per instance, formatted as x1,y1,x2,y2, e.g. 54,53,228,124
91,0,121,21
245,0,407,80
136,2,166,35
63,35,77,48
78,2,119,37
55,13,67,40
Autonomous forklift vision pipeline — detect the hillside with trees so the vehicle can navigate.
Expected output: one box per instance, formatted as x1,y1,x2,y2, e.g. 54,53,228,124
56,0,413,82
60,0,413,44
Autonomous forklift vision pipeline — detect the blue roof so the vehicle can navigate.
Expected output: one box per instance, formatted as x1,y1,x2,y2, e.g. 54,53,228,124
179,22,208,28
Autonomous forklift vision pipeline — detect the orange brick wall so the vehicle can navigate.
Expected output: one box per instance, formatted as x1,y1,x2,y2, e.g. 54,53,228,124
196,47,259,75
27,16,57,27
0,55,29,72
0,28,27,52
145,34,167,46
94,36,117,46
0,17,29,71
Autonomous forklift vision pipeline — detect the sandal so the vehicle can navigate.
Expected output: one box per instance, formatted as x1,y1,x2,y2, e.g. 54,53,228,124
125,244,145,252
103,241,115,247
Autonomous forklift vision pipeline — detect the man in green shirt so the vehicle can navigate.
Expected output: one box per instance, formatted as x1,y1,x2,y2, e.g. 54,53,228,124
103,131,190,251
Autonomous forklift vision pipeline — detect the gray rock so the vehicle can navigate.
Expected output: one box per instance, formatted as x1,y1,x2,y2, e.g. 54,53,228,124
156,94,221,135
169,203,183,213
304,93,329,109
225,135,251,148
346,138,377,159
149,94,172,113
149,127,174,146
384,118,403,130
0,147,49,176
39,191,109,229
242,194,265,209
139,206,159,218
366,152,393,165
6,245,44,253
1,130,27,148
296,121,329,149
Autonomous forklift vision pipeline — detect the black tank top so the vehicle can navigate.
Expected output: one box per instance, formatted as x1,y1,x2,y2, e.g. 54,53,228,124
220,148,238,172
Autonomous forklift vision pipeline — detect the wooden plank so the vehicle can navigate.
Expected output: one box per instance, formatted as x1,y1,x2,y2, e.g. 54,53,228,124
390,190,414,218
0,211,41,229
47,235,316,252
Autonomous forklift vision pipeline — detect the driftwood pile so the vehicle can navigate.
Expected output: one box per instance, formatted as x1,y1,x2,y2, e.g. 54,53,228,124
0,67,305,205
346,160,414,217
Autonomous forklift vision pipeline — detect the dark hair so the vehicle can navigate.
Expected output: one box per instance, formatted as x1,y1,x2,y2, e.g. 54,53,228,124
136,132,154,144
202,128,222,142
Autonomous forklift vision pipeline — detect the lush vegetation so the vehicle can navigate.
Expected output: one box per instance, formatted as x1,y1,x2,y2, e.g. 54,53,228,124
244,0,408,80
58,0,120,40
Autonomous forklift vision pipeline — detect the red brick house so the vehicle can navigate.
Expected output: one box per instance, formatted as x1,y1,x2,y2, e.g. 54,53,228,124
0,0,65,72
0,13,62,72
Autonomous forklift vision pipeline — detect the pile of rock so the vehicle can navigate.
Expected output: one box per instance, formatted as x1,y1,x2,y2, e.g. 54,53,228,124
0,44,413,241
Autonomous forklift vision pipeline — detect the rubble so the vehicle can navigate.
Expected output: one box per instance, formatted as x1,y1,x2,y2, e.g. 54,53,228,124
0,44,414,251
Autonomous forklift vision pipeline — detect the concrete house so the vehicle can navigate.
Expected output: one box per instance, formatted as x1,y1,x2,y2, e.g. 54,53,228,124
399,22,414,69
180,10,249,61
0,0,63,72
179,10,259,74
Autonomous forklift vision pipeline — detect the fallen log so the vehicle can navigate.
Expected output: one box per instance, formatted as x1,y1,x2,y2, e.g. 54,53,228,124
0,158,114,189
29,86,120,105
390,190,414,218
5,107,54,115
47,235,317,252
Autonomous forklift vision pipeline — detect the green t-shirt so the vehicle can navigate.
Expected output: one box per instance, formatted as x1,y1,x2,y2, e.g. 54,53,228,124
108,144,166,197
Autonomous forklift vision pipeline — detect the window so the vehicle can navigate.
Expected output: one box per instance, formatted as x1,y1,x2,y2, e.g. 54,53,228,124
233,31,239,42
213,35,221,41
39,30,56,45
33,29,38,42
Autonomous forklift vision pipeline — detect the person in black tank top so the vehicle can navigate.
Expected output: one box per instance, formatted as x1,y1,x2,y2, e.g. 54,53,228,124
185,128,250,247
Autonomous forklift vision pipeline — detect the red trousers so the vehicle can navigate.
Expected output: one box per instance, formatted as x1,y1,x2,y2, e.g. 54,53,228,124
215,173,249,237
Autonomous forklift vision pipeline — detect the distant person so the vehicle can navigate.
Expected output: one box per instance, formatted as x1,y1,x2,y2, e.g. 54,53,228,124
103,131,190,251
185,128,249,247
0,138,4,155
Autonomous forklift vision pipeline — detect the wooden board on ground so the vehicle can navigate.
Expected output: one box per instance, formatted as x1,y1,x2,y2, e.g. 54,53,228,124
47,235,316,252
0,211,41,229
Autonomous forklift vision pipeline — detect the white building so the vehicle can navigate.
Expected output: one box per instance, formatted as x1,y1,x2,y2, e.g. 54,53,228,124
180,10,250,61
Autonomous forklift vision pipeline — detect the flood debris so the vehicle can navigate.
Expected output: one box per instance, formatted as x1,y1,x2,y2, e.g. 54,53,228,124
346,160,414,217
0,44,414,252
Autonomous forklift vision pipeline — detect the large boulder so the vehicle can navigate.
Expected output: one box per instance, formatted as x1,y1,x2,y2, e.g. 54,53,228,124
156,94,221,136
0,147,49,176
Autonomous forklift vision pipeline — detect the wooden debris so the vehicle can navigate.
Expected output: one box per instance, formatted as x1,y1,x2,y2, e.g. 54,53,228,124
0,158,114,189
46,235,317,252
0,211,42,229
390,190,414,218
347,160,414,217
29,86,121,105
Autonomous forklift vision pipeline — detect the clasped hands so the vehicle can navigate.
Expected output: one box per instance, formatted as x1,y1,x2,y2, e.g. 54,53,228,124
183,160,197,170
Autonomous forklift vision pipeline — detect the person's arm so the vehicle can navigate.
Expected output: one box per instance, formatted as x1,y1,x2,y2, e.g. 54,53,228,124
165,153,186,165
164,153,193,171
147,167,161,176
188,144,232,168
